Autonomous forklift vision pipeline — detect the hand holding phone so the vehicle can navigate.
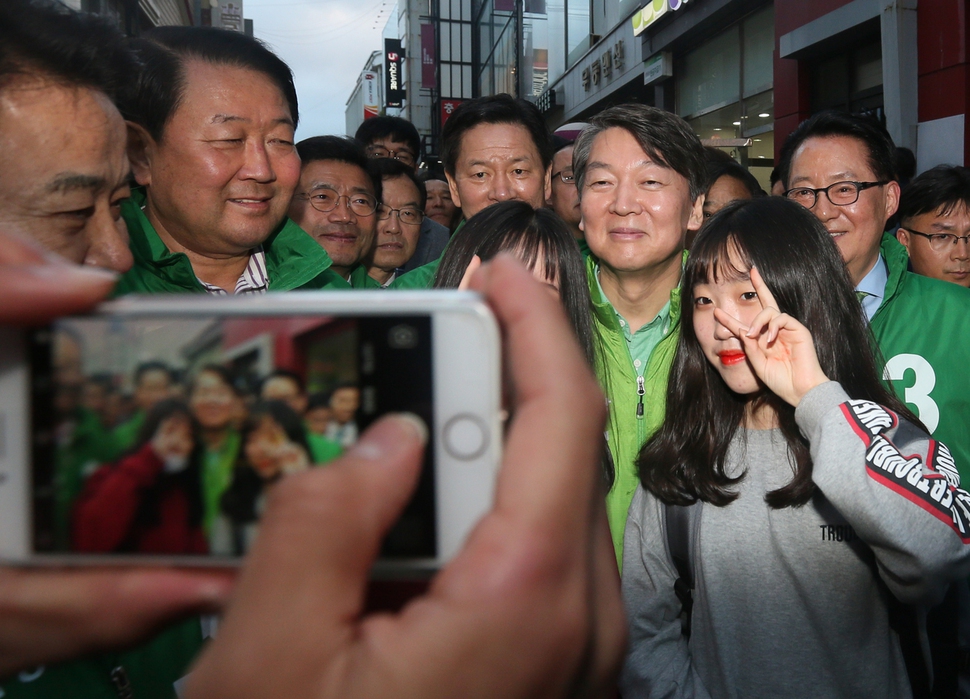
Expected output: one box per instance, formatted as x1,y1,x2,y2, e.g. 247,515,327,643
184,256,625,699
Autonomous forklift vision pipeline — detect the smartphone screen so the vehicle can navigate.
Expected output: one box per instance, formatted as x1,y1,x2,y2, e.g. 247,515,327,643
28,314,435,561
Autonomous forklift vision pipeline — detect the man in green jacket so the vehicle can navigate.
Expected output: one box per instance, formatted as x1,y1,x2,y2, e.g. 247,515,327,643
783,111,970,485
117,27,350,296
393,94,553,289
288,136,382,290
572,105,706,566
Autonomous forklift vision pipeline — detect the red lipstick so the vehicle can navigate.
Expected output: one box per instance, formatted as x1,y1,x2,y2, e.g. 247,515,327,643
718,350,747,366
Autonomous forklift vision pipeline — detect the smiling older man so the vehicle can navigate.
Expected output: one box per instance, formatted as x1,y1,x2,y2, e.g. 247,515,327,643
115,27,346,295
781,111,970,486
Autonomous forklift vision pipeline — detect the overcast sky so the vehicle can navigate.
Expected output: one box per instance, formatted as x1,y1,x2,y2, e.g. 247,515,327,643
246,0,394,139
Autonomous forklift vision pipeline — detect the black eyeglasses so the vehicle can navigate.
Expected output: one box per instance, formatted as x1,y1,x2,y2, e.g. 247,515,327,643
552,169,575,184
378,204,424,225
785,180,888,208
295,188,379,217
902,228,970,251
366,145,417,166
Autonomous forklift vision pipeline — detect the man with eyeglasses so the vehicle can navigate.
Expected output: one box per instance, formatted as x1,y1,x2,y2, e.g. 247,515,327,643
289,136,382,287
116,27,348,294
547,127,585,243
355,115,421,168
365,158,428,286
781,110,970,485
896,165,970,289
356,117,450,272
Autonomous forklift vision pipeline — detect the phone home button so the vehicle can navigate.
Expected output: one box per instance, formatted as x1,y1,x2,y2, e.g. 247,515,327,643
442,413,488,461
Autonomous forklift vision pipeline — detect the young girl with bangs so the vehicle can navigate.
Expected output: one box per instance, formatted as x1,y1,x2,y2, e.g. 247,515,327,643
621,197,970,698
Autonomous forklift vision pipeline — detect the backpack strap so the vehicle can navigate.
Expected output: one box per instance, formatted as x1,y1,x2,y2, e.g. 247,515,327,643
664,501,699,636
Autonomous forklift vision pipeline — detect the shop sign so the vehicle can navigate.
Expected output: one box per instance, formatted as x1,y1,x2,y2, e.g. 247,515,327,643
441,99,463,126
363,71,380,120
582,39,625,92
384,38,405,109
642,51,672,85
420,24,436,89
632,0,691,37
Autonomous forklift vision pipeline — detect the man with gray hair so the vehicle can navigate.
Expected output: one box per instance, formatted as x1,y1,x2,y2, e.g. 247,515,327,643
572,104,706,565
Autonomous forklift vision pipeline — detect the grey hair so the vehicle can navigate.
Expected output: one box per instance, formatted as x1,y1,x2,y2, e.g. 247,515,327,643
572,104,707,201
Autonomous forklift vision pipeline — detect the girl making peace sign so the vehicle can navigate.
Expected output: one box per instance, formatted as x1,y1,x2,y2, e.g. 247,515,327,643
621,197,970,698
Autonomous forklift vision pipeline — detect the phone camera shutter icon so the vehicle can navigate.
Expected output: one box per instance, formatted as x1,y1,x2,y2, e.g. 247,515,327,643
443,413,489,461
388,324,419,349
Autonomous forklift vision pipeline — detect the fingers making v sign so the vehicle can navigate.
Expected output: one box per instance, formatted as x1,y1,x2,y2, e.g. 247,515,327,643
712,266,830,407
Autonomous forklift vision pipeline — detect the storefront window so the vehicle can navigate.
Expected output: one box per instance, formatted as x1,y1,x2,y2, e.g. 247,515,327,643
811,39,883,118
566,0,590,67
677,26,741,119
743,6,773,96
523,0,565,98
677,6,776,193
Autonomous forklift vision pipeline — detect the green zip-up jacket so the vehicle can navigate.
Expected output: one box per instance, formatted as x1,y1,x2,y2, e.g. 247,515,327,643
115,188,367,294
588,254,683,569
871,233,970,483
391,220,465,289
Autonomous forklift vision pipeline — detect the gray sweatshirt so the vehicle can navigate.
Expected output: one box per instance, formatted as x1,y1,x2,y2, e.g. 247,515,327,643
620,382,970,699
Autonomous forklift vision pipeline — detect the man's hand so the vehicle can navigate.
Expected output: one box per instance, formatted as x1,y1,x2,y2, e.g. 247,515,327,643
186,255,626,698
0,231,235,677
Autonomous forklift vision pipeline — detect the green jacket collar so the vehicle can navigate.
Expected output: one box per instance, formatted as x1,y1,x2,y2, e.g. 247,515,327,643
879,231,909,309
586,251,684,334
121,187,334,293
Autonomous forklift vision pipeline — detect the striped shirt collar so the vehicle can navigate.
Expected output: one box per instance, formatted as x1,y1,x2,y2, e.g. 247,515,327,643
197,246,269,295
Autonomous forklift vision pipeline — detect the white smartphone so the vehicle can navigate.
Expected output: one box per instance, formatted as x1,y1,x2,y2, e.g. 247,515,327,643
0,291,502,575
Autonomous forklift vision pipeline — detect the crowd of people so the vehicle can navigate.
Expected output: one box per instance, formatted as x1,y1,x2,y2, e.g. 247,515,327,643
53,348,359,556
3,0,970,697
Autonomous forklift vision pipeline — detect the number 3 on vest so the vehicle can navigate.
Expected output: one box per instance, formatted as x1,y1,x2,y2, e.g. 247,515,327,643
883,354,939,433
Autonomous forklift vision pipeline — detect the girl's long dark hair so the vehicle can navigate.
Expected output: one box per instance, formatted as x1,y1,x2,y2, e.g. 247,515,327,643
129,398,205,532
433,200,595,365
639,197,920,508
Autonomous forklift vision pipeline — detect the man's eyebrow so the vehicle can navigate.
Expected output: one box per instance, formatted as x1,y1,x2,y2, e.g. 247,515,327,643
211,114,247,124
790,171,856,185
585,159,661,171
46,173,106,194
210,114,295,128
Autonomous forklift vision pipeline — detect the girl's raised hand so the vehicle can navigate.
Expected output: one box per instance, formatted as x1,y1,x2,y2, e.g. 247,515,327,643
713,266,830,406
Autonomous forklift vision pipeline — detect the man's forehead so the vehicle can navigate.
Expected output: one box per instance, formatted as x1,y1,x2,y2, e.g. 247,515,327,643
301,159,374,193
370,136,414,153
0,82,127,192
459,122,541,160
790,135,874,179
383,174,419,202
176,59,293,122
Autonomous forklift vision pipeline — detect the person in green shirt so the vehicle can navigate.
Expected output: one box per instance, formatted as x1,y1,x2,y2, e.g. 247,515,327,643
571,104,707,568
187,365,244,541
112,361,176,455
288,136,384,290
260,370,343,465
116,27,348,296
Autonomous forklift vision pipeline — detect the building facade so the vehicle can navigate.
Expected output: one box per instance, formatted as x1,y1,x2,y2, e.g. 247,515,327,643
59,0,250,36
471,0,968,184
775,0,970,174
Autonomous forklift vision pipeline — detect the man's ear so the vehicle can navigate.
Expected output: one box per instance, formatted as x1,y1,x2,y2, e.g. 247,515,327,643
884,180,901,223
544,164,553,204
686,193,706,232
445,171,462,213
126,121,155,187
896,226,913,255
